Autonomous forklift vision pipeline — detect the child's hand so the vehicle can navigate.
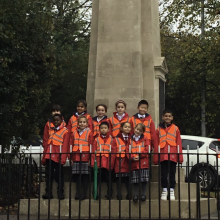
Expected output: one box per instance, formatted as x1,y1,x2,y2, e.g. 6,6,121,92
133,156,139,161
88,160,90,166
71,160,74,166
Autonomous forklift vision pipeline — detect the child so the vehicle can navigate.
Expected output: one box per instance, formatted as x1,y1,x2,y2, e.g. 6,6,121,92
41,114,69,200
113,122,131,200
130,100,156,148
92,104,110,138
127,123,151,202
153,109,183,201
109,100,130,137
91,121,116,200
67,100,92,134
43,104,66,149
71,115,93,200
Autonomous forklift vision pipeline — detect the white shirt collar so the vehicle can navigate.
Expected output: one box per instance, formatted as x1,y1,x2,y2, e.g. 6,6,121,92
138,114,145,119
76,112,85,117
122,133,129,138
134,135,140,142
116,113,125,121
97,116,105,122
78,128,87,136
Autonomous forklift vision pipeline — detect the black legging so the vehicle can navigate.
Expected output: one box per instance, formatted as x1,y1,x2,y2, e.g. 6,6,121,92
75,174,89,196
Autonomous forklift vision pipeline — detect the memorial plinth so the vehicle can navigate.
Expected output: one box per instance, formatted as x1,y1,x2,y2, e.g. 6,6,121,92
86,0,168,125
19,166,217,218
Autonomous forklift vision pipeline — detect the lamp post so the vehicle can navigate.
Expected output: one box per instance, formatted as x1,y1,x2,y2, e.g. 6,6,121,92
200,0,206,137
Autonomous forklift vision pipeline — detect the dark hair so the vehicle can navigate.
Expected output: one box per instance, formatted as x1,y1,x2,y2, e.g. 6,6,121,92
163,109,173,116
96,104,107,112
53,114,62,120
52,104,61,112
77,99,87,108
120,122,131,129
115,100,127,108
99,121,109,129
135,123,145,133
77,115,88,123
138,100,149,108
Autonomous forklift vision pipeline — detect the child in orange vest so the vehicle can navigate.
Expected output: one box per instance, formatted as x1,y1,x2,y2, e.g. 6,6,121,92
43,104,66,149
113,122,131,200
130,100,156,148
67,100,92,134
92,104,110,138
41,114,69,200
109,100,130,137
91,121,116,200
70,115,93,200
153,109,183,201
127,123,151,202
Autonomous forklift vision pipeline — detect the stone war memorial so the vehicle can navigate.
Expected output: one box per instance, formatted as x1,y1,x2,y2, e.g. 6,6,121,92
19,0,216,219
86,0,168,126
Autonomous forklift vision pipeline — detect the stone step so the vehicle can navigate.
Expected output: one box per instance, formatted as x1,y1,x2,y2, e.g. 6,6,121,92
62,165,185,183
19,198,216,219
40,182,197,200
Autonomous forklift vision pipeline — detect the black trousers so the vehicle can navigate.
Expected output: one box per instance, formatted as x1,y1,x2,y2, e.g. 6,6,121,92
116,176,130,197
75,174,89,196
97,168,113,196
160,160,177,188
45,159,64,194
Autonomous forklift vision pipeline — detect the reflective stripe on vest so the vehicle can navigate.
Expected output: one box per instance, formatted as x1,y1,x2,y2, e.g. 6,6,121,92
130,139,145,158
132,117,151,140
96,136,113,157
115,137,126,158
71,114,90,133
158,124,177,148
110,116,129,137
48,127,68,145
72,129,91,152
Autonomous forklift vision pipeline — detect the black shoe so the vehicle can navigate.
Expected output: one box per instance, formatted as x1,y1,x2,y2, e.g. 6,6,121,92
141,195,146,201
133,195,138,202
58,193,65,200
117,195,122,200
105,194,112,200
81,195,86,200
42,192,53,199
75,193,80,200
126,194,132,200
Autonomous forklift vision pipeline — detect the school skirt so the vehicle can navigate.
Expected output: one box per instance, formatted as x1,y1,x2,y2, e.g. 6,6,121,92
131,169,149,183
72,162,90,174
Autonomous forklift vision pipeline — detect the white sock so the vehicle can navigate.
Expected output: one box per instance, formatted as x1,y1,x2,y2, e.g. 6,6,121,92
163,188,167,192
170,188,174,192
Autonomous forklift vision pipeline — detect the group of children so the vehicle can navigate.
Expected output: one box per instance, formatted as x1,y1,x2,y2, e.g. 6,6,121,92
41,99,183,202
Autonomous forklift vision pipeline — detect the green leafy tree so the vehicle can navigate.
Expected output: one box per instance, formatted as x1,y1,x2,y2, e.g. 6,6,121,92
160,0,220,137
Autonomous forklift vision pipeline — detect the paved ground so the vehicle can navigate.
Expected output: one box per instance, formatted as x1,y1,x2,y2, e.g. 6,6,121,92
0,212,219,219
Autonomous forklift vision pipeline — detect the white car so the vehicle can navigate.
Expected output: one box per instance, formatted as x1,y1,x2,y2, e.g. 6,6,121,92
181,135,220,190
3,145,71,174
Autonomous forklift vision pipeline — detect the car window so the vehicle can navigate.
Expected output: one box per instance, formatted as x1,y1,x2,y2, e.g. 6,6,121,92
209,141,220,151
182,139,204,150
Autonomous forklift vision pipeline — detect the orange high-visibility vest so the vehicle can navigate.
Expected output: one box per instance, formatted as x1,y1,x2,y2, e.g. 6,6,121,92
70,114,90,133
96,136,113,157
130,139,145,158
110,116,129,137
48,127,68,145
48,120,66,136
131,117,152,140
115,137,126,158
72,129,91,152
158,124,178,148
